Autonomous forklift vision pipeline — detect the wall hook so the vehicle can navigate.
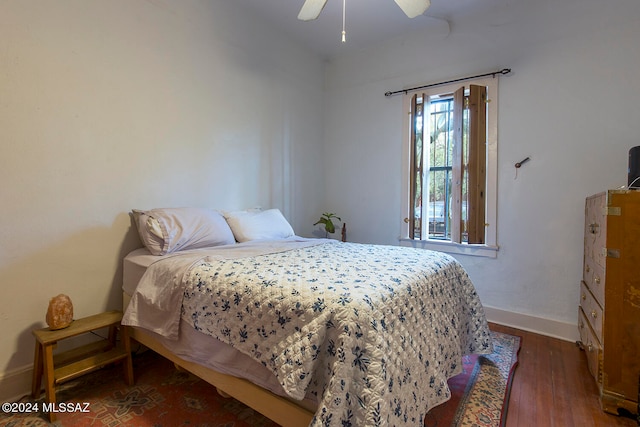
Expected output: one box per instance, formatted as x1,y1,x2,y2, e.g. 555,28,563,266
515,157,530,168
514,156,531,179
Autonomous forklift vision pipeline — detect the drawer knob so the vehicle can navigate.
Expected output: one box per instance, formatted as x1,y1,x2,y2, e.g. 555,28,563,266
594,275,600,284
589,223,599,234
587,343,593,352
581,293,586,301
586,265,590,273
591,310,598,319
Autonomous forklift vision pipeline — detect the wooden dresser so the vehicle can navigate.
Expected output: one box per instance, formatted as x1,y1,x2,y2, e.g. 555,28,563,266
578,189,640,416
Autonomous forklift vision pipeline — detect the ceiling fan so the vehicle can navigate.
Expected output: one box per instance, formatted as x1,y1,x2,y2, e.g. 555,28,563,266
297,0,431,21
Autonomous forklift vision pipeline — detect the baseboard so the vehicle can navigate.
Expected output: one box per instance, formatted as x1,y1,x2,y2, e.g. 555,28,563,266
0,364,33,403
484,306,579,342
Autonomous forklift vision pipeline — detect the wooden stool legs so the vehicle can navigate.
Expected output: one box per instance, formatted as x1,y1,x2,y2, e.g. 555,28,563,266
30,311,134,422
31,340,43,399
122,325,134,386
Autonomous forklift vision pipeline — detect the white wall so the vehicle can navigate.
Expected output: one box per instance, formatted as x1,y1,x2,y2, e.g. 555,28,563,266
323,0,640,339
0,0,325,400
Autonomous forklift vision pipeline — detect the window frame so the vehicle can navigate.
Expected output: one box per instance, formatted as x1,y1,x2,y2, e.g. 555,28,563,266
399,76,499,258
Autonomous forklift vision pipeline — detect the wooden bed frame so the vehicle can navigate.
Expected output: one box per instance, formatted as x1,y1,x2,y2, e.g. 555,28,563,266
123,293,315,427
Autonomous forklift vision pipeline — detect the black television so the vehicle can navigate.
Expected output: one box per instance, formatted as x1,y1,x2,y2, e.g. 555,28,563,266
628,146,640,188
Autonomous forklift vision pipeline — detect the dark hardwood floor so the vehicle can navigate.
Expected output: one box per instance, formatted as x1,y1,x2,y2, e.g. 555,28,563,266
489,323,637,427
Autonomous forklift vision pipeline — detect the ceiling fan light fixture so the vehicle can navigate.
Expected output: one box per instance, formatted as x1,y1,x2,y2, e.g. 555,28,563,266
297,0,430,44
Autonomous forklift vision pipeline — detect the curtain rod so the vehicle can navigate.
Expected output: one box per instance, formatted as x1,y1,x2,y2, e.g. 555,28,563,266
384,68,511,97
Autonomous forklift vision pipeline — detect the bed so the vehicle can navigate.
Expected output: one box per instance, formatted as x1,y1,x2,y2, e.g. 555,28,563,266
121,207,492,427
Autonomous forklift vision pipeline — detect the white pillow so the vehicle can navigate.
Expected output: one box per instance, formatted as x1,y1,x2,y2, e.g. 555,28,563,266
224,209,295,242
132,207,236,255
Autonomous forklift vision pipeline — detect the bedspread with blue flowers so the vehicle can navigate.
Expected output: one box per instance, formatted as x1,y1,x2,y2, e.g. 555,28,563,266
179,241,492,427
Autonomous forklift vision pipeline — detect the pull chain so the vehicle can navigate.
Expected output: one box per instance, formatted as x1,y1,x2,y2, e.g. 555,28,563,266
341,0,346,43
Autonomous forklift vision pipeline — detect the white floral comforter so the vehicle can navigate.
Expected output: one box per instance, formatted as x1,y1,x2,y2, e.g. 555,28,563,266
123,239,492,427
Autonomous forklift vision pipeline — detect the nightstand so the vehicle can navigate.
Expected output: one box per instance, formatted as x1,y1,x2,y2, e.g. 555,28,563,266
31,310,134,421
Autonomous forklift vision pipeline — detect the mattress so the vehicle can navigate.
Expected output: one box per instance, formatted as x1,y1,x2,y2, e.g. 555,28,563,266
124,247,213,295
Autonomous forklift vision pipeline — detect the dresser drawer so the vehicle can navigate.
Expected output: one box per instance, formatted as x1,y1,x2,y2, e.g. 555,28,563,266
580,281,603,344
579,307,602,383
584,192,607,271
583,258,605,306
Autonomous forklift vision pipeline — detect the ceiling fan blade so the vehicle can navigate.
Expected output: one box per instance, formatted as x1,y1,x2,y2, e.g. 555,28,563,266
394,0,430,18
298,0,329,21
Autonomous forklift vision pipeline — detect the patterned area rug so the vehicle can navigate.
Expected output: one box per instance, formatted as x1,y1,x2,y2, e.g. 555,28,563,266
1,331,519,427
424,331,520,427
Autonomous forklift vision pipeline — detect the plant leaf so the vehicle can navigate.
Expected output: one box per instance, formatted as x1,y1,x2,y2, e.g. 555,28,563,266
326,220,335,234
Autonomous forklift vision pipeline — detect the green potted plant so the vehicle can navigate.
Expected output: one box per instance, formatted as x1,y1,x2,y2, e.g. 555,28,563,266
314,212,342,238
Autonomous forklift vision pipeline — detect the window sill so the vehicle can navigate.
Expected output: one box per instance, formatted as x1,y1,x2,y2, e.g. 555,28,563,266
398,238,498,258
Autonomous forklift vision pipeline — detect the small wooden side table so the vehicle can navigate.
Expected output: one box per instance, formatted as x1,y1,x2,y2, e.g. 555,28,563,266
31,310,134,421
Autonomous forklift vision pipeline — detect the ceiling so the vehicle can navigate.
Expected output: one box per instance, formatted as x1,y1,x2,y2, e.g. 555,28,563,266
232,0,517,59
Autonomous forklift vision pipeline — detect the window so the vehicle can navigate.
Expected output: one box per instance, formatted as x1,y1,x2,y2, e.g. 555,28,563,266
400,76,499,258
